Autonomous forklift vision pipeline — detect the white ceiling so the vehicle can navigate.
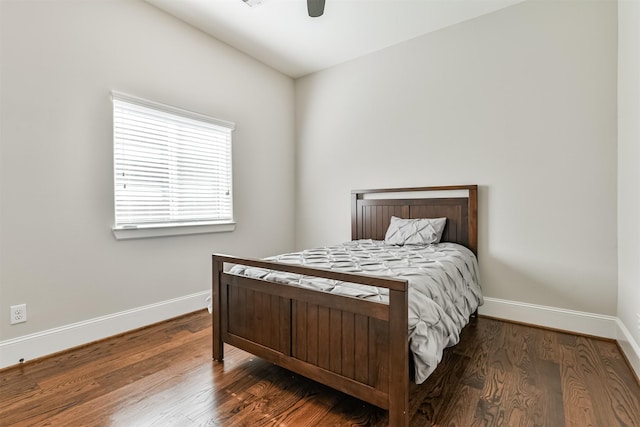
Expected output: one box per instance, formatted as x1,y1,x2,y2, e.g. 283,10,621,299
146,0,524,78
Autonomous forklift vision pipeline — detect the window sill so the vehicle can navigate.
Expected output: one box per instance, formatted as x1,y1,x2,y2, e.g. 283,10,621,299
112,221,236,240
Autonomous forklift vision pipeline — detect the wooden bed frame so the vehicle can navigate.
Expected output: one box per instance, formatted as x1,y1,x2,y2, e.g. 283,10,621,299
212,185,478,426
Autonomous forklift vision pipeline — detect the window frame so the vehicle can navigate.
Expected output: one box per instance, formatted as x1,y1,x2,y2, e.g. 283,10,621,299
111,91,236,240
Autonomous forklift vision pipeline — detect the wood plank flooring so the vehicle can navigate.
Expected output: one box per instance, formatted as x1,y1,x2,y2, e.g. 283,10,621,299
1,310,639,426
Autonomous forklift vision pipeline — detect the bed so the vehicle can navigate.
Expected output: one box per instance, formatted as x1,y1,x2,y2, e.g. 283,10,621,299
212,185,481,426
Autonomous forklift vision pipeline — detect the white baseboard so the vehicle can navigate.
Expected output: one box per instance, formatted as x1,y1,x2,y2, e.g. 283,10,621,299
0,291,210,370
3,293,639,381
479,297,640,379
479,297,618,338
616,318,640,379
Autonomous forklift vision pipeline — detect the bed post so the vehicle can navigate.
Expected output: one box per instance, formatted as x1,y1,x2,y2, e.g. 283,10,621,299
351,191,359,241
468,185,478,255
212,255,224,361
388,286,409,426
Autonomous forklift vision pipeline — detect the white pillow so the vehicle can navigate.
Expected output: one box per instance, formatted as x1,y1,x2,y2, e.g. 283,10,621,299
384,216,447,246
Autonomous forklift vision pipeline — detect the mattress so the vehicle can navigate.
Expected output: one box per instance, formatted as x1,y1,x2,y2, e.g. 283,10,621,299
228,239,483,384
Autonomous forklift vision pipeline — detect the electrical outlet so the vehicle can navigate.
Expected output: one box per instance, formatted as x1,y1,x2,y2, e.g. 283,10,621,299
637,313,640,332
10,304,27,325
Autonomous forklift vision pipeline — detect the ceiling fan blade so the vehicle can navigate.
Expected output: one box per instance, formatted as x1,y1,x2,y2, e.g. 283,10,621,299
307,0,325,17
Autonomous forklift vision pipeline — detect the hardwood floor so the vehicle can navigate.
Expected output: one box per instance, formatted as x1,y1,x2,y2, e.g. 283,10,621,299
1,310,639,426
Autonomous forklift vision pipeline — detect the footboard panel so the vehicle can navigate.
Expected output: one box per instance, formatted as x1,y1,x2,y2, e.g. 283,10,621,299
291,302,389,393
226,286,291,354
213,254,409,425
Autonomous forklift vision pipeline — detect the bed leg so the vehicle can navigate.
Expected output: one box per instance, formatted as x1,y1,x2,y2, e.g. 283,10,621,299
388,288,409,426
212,256,224,361
389,404,409,427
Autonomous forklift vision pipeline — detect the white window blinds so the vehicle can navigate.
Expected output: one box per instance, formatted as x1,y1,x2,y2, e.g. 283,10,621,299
112,92,234,231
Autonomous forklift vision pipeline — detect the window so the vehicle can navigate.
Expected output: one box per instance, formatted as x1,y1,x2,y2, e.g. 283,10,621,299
112,92,235,239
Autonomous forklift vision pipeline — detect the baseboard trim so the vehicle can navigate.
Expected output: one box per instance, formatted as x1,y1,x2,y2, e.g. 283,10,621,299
0,291,209,370
3,293,639,381
616,318,640,381
479,297,618,338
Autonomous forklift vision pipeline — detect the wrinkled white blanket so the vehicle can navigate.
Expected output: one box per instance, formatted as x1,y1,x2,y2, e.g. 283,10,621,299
229,240,483,383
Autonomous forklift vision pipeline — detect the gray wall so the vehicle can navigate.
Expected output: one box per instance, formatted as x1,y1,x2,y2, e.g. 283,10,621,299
0,0,296,340
295,0,618,315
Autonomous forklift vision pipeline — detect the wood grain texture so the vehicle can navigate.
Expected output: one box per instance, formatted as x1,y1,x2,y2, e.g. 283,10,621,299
2,310,639,426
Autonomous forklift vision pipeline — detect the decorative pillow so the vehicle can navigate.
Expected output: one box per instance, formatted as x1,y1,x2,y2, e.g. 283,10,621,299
384,216,447,246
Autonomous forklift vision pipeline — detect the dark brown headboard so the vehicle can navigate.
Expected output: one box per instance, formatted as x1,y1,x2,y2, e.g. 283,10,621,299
351,185,478,255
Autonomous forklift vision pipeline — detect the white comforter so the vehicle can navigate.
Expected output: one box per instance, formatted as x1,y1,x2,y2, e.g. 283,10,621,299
229,239,483,384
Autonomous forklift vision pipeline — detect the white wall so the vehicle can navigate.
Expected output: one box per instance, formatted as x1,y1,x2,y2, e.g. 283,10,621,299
0,0,295,350
618,0,640,372
295,0,618,315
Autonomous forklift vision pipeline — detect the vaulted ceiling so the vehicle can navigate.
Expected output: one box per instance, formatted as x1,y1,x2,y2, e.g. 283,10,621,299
146,0,524,78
